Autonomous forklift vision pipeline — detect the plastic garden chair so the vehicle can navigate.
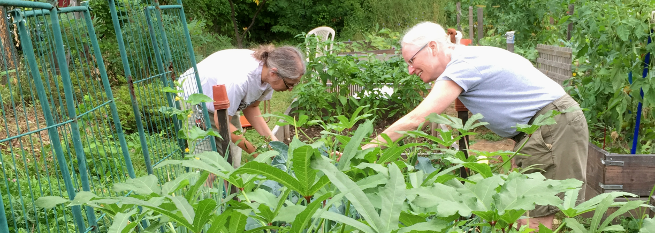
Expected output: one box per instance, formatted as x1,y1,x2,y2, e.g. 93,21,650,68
306,26,335,58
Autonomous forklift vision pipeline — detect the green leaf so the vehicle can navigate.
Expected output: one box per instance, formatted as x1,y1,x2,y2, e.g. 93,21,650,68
599,200,644,230
494,172,565,215
408,184,474,217
538,224,554,233
601,225,625,232
356,173,387,190
207,213,229,232
558,188,581,217
245,189,278,208
308,175,331,195
564,218,587,233
576,45,588,58
320,211,376,233
470,175,504,211
339,119,373,170
257,204,275,223
397,219,450,233
292,145,318,194
399,211,427,227
36,196,69,209
233,162,304,195
378,143,424,164
641,218,655,233
617,25,629,42
273,205,306,222
185,171,210,202
168,195,195,225
426,113,463,129
462,162,492,178
228,210,248,232
113,175,161,195
463,113,488,131
244,226,282,233
108,208,138,233
69,191,98,206
312,156,385,232
193,151,235,172
380,163,405,232
558,15,571,25
422,165,463,186
573,192,636,215
161,86,182,93
162,172,197,195
290,192,331,232
187,93,213,105
192,199,217,232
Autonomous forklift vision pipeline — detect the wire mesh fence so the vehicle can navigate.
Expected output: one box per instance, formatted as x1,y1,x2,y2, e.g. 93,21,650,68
0,1,217,232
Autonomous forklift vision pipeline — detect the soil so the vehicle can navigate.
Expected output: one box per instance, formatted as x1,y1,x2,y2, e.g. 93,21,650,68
283,101,516,153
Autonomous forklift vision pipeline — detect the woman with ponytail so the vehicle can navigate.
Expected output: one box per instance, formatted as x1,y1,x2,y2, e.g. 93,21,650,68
181,45,306,169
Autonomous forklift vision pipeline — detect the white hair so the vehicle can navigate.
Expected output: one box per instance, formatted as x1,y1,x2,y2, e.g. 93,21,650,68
401,22,452,47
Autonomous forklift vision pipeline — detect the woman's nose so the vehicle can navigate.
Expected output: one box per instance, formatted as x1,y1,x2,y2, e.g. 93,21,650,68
408,65,416,75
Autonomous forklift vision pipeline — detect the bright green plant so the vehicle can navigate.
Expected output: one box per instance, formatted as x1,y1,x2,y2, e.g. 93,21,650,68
567,0,654,154
36,104,655,232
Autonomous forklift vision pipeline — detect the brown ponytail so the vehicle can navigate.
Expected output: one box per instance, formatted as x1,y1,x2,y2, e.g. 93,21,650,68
252,44,275,63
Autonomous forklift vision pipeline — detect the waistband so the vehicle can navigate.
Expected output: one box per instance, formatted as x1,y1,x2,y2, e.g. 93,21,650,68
511,94,578,143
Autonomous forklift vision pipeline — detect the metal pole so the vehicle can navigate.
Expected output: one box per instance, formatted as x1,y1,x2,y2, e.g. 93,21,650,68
49,6,99,230
107,0,154,175
13,9,86,233
81,2,136,179
176,0,218,152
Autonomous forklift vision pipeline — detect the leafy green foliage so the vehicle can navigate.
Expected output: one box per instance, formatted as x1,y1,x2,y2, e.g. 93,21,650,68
568,0,655,153
34,110,654,232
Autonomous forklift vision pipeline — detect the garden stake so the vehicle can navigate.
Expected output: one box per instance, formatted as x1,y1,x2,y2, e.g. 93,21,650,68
455,99,470,178
213,84,231,159
628,29,651,154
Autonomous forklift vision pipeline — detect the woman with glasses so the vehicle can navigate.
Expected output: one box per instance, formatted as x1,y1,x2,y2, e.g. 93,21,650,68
181,45,305,169
362,22,587,230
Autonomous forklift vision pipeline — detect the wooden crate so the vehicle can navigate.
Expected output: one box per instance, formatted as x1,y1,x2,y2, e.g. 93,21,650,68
585,144,655,197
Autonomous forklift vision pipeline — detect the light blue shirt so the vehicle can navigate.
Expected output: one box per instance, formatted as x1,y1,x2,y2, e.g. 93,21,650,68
438,46,565,138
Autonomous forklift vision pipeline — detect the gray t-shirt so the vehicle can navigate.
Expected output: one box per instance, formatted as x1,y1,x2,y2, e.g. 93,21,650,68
181,49,273,116
438,46,565,138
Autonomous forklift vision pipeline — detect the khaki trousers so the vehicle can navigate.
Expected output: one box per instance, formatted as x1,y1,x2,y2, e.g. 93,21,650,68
513,94,588,217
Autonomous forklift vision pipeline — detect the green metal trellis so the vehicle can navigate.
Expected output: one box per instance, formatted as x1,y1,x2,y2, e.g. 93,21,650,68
0,0,215,232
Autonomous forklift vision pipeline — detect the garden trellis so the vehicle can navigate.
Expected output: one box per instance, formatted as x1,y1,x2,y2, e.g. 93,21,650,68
0,0,215,232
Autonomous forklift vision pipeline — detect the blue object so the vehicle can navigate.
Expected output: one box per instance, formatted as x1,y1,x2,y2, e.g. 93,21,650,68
631,29,652,154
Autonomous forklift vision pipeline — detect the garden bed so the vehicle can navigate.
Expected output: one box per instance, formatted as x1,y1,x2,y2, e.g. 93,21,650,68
585,143,655,198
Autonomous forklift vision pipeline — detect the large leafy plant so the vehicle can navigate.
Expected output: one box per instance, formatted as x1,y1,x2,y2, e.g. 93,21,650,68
36,109,654,232
568,0,655,153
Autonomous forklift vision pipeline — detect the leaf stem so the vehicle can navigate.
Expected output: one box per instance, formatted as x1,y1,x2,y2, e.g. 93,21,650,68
553,221,566,233
339,200,351,233
241,190,270,232
492,134,532,173
167,222,177,233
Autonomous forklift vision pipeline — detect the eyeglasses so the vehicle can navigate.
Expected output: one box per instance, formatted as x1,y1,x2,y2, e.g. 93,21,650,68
408,43,429,67
278,75,295,90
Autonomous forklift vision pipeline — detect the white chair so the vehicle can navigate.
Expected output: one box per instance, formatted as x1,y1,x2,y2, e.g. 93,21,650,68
306,26,335,58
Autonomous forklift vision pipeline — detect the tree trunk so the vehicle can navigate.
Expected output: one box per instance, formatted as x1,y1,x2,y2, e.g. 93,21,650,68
0,6,15,71
226,0,268,49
